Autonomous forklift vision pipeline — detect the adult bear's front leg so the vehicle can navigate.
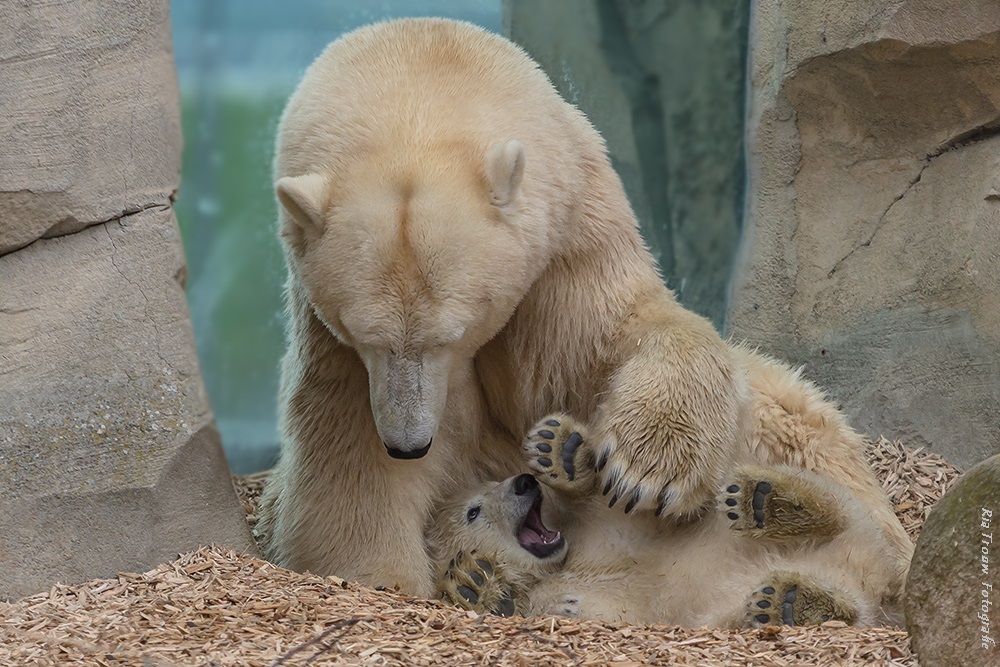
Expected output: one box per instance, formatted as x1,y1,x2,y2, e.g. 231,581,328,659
594,307,751,519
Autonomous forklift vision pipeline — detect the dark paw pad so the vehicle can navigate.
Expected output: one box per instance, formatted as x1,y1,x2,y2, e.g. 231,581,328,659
456,585,479,605
751,480,773,528
722,477,775,531
748,575,856,628
493,590,516,617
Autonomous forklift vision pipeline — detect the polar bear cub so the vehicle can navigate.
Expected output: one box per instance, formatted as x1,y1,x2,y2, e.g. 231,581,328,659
429,414,903,628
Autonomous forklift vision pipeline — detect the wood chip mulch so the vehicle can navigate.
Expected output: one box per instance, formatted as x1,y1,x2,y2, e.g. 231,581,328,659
0,438,962,666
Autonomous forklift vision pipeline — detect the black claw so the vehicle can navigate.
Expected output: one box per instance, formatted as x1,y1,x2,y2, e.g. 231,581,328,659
537,457,552,467
448,559,455,571
595,450,609,472
727,512,739,520
727,484,740,493
544,419,561,427
602,477,615,496
624,489,641,514
475,559,493,575
537,429,555,439
536,443,552,453
762,586,775,595
457,585,479,605
725,498,737,507
655,491,671,517
755,614,771,624
608,490,620,508
756,600,770,608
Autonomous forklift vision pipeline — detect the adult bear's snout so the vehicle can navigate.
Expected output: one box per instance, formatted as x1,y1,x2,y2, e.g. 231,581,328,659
514,473,538,496
363,348,450,462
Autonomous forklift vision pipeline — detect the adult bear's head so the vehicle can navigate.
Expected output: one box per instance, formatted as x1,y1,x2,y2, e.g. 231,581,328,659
276,139,548,458
272,19,593,459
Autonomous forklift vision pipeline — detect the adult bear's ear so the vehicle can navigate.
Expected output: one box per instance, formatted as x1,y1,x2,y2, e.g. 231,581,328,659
485,140,525,208
276,173,328,232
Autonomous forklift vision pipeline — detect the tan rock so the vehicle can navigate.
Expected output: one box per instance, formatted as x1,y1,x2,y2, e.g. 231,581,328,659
0,208,255,600
0,0,181,255
728,0,1000,468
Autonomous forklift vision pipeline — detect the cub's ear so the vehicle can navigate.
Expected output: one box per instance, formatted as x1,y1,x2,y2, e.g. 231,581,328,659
276,173,329,231
485,140,525,208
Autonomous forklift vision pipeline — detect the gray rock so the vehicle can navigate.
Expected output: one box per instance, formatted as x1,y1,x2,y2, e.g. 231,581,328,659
0,208,255,600
0,0,181,255
905,454,999,666
728,0,1000,468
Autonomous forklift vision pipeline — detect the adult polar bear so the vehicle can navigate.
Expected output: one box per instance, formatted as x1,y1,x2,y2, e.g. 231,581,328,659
256,18,910,598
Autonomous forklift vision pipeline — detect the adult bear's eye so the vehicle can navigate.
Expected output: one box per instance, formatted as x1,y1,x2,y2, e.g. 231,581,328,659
466,505,481,522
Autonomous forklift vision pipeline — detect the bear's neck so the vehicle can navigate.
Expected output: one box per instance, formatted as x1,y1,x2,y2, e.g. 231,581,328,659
476,155,670,435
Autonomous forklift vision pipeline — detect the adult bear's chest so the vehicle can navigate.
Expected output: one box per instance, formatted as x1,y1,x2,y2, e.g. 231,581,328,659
474,324,606,438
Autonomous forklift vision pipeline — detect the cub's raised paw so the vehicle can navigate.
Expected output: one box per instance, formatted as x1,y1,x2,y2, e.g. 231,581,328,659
439,550,520,617
721,466,846,540
746,572,859,627
523,414,595,497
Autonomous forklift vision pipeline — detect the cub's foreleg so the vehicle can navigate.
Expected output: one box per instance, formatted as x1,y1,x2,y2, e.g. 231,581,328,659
523,413,596,498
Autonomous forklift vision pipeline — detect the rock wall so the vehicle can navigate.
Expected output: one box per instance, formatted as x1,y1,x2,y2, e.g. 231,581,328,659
728,0,1000,468
504,0,749,328
0,0,255,599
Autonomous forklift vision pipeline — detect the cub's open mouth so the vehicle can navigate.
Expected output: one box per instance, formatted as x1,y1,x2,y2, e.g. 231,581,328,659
517,493,564,558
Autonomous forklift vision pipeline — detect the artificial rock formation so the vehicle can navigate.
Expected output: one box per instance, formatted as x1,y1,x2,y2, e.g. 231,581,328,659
0,0,181,255
905,454,999,666
728,0,1000,468
0,0,254,599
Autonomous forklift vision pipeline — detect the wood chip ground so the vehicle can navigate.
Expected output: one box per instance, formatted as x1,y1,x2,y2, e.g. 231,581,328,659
1,438,961,666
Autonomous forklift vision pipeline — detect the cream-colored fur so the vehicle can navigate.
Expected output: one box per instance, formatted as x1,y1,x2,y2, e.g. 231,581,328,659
432,410,906,627
256,18,911,599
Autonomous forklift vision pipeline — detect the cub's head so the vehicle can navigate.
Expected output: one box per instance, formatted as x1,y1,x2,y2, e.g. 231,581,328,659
428,473,568,584
276,140,547,459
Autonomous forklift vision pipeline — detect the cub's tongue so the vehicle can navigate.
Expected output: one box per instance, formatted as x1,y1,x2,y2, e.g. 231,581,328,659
518,496,564,558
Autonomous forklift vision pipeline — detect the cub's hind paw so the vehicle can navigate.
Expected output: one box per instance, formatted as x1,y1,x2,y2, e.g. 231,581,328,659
523,414,595,496
439,550,520,617
721,466,846,540
746,572,859,627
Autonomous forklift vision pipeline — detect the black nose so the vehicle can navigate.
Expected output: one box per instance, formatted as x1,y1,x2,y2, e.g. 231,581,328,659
384,438,432,460
513,473,538,496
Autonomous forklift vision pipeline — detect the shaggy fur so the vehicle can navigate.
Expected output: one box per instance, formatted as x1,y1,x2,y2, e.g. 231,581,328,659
255,18,911,599
432,406,907,627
